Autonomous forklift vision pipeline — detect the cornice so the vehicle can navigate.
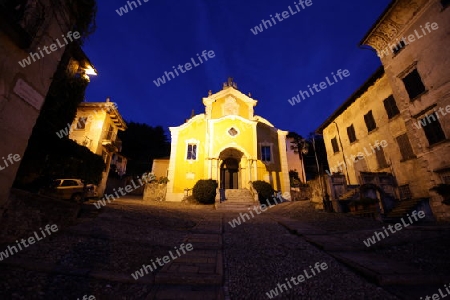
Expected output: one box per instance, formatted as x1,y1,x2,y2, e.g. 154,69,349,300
361,0,430,52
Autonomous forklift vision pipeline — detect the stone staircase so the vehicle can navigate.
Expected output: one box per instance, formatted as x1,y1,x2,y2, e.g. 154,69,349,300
384,198,424,220
339,188,359,201
215,188,256,211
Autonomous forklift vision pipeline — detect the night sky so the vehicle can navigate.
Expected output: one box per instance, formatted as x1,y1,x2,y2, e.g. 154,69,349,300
83,0,392,138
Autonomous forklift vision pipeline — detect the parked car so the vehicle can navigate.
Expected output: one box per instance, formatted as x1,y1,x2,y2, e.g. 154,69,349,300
40,179,97,202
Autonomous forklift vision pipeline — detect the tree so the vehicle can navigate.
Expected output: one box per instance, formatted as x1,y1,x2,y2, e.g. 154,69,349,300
287,131,309,182
118,122,170,176
286,132,329,181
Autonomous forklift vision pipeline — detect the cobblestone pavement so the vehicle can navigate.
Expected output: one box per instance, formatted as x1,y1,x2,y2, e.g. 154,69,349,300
223,210,397,300
1,197,448,299
267,201,450,299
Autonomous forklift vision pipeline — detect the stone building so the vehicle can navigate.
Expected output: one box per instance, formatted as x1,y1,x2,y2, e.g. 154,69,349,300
69,100,127,196
0,1,94,215
317,68,406,184
161,79,297,201
151,158,170,178
318,0,450,220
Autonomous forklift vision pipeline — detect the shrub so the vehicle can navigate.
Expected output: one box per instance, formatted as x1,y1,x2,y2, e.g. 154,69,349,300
142,172,157,183
193,179,218,204
157,176,169,184
252,180,276,204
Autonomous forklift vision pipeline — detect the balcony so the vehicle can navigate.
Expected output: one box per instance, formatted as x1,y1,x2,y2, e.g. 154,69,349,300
102,138,122,153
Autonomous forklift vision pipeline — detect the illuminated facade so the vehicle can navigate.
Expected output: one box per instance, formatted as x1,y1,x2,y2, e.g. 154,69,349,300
360,0,450,220
69,99,127,196
318,69,406,186
317,0,450,220
165,79,292,201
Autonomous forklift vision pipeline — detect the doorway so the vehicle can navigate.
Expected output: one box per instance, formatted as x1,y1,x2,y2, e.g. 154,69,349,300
220,157,239,189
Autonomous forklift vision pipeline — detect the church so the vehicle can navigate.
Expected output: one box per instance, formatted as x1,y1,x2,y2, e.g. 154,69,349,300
158,78,296,202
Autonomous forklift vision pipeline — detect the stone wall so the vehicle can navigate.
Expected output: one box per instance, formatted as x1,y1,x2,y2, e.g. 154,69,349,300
0,2,77,216
143,183,168,202
307,176,331,210
290,186,311,201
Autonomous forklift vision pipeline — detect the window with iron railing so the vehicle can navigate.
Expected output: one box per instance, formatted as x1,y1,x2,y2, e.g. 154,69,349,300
398,184,412,200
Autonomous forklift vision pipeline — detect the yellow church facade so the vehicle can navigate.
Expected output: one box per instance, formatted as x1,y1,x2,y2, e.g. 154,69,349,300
165,79,291,201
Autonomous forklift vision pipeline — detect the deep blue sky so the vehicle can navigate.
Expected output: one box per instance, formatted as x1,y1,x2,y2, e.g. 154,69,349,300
83,0,391,138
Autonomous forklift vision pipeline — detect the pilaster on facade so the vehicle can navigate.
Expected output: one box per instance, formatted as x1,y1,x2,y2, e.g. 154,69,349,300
277,129,291,199
166,128,179,198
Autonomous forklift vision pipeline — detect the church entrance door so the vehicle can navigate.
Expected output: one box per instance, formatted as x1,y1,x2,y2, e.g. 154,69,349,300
220,157,239,189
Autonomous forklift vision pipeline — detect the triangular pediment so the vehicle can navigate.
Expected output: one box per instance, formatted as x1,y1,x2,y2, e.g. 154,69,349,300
203,84,257,120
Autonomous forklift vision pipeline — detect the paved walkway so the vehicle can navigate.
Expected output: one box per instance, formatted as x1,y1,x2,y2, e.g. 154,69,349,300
148,219,224,299
1,198,449,299
274,216,450,299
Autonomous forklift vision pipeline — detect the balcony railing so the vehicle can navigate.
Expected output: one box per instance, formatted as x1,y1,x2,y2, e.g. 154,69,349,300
102,138,121,153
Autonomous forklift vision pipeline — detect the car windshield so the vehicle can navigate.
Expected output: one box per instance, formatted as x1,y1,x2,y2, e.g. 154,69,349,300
51,180,62,188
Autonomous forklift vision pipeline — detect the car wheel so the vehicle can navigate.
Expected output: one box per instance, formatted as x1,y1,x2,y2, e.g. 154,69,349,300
72,193,83,203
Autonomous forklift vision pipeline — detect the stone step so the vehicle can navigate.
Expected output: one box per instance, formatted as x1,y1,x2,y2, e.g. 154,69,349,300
224,189,252,197
216,204,254,209
215,202,256,211
155,250,223,285
222,198,254,203
221,202,254,207
225,197,253,201
385,199,423,219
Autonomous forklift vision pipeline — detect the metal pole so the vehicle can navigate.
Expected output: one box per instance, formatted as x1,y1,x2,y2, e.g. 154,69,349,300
311,135,324,198
332,122,350,184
